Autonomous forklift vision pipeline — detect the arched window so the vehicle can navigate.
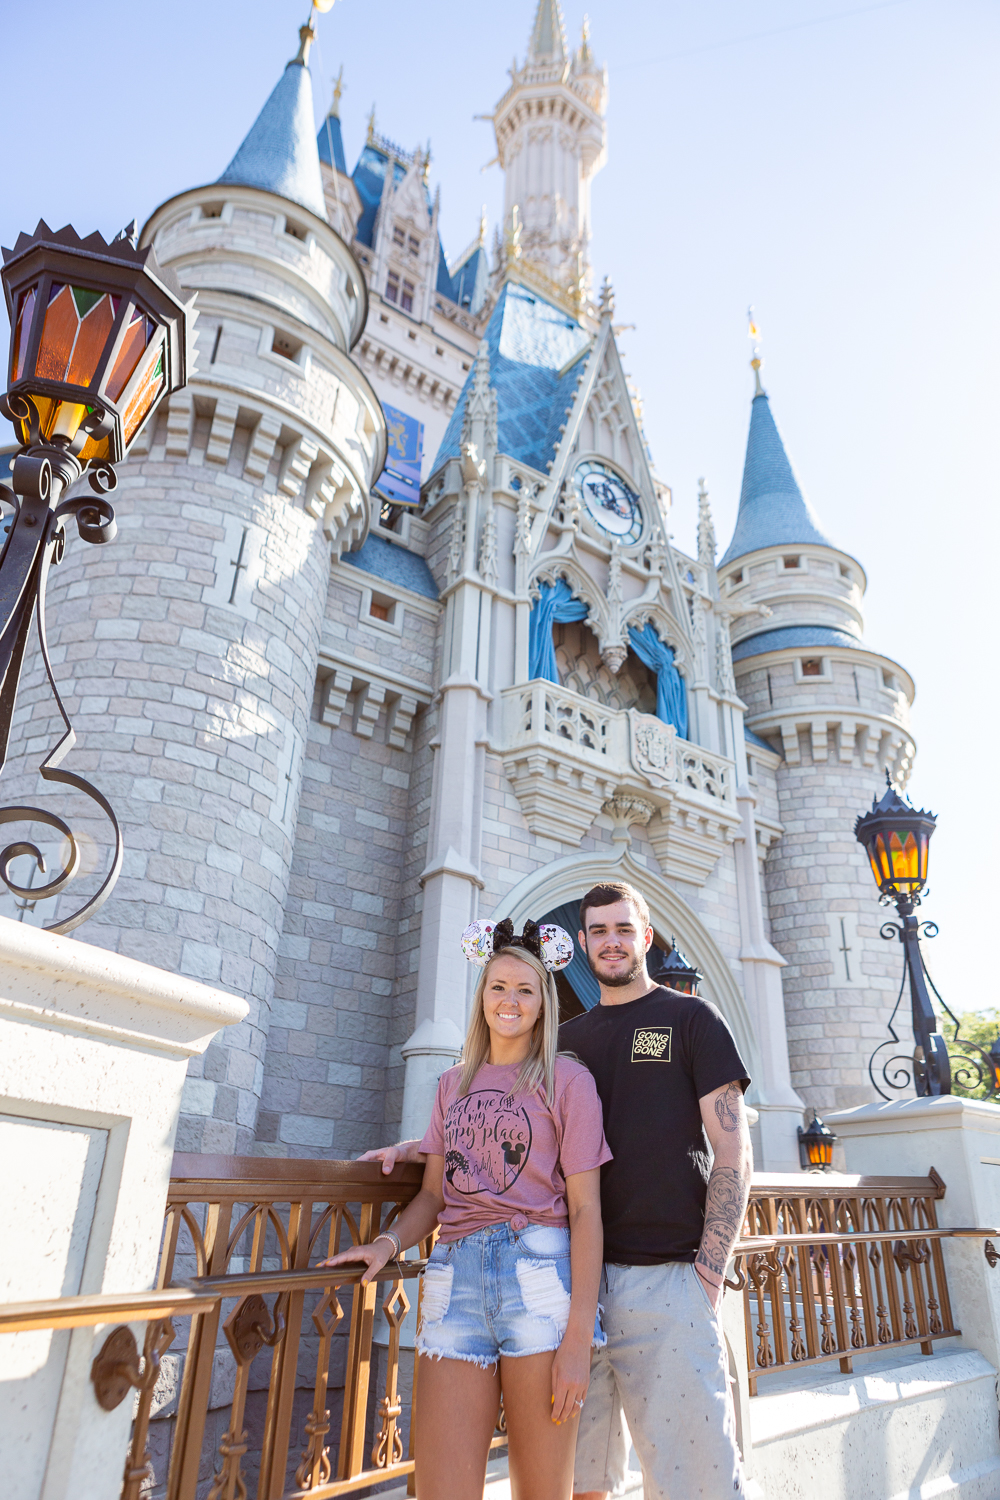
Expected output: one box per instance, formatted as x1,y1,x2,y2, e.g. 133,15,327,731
528,579,589,682
627,622,688,737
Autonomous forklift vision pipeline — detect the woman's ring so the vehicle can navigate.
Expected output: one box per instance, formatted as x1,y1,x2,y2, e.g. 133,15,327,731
575,1399,584,1408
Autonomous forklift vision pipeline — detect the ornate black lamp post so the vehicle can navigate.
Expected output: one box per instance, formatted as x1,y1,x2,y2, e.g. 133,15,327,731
0,220,191,932
650,936,702,995
855,775,996,1100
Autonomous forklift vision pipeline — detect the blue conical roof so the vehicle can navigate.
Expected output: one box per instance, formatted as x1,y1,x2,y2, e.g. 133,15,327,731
317,110,347,175
720,393,833,565
218,40,328,222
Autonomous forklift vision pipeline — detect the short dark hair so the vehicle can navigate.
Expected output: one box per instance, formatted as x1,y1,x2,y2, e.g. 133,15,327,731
579,881,651,935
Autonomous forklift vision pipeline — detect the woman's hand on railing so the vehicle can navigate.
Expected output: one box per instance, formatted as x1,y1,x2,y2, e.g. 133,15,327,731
550,1329,591,1426
357,1140,425,1174
317,1238,397,1287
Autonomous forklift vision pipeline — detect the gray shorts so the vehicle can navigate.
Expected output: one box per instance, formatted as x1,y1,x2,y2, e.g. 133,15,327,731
574,1260,746,1500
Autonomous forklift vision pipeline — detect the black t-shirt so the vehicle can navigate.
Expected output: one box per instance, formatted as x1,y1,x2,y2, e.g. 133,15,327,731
559,986,750,1265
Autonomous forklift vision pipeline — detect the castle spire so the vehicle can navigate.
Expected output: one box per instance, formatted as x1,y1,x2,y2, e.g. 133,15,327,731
720,380,834,566
527,0,569,65
218,22,328,221
493,0,606,304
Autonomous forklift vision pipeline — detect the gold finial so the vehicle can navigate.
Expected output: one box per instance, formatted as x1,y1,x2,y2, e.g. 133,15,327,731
751,357,765,396
478,205,488,244
748,306,764,395
330,65,344,117
422,141,432,184
580,14,593,61
293,21,316,66
366,105,377,144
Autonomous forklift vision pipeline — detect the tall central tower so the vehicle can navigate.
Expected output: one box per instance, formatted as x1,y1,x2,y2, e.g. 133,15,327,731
491,0,608,299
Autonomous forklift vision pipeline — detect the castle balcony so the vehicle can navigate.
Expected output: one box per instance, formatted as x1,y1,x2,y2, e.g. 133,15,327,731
498,680,740,883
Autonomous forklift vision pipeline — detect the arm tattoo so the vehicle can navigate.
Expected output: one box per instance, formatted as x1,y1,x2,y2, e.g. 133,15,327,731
714,1081,741,1133
696,1163,751,1279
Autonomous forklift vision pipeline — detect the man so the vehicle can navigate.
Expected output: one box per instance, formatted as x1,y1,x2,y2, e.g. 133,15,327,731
364,880,752,1499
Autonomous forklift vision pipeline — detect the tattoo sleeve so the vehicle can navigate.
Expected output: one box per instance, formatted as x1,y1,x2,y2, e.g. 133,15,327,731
696,1163,751,1279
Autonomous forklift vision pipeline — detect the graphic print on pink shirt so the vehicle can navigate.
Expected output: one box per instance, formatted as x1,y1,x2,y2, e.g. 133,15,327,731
444,1090,533,1195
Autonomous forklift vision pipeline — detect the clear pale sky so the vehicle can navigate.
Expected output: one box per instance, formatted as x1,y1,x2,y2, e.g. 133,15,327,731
2,1,996,1018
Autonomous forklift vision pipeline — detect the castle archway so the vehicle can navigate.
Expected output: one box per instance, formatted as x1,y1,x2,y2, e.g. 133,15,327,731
487,847,762,1093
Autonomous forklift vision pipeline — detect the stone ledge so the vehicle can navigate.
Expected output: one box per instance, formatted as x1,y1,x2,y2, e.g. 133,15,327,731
0,914,247,1059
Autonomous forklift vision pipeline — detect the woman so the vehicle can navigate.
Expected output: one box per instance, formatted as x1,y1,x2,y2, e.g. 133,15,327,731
320,917,609,1500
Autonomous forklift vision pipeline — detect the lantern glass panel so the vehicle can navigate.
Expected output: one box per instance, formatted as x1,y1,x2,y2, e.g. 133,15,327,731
11,285,36,382
35,284,120,387
105,309,153,402
123,350,164,444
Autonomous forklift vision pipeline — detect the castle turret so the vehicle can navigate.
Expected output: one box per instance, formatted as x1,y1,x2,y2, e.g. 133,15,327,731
5,20,386,1152
718,367,917,1111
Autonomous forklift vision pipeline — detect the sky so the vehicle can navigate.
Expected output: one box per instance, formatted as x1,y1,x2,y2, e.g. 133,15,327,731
1,0,997,1018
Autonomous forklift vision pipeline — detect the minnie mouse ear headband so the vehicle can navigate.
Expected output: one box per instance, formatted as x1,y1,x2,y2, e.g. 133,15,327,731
461,917,574,972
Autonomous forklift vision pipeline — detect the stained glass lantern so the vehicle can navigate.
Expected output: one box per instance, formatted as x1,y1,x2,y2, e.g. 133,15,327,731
2,220,192,467
854,779,936,901
650,936,702,996
798,1112,836,1171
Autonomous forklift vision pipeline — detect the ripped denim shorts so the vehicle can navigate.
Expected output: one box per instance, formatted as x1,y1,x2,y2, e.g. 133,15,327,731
414,1220,606,1369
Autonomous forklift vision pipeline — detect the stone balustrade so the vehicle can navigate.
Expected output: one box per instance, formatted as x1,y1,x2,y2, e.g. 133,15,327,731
498,680,739,881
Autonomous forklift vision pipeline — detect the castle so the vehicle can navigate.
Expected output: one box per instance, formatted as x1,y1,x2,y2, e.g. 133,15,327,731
4,0,918,1174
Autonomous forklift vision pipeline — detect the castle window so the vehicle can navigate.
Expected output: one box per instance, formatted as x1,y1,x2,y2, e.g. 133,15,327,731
392,226,405,246
730,569,743,586
882,670,897,690
271,329,302,362
200,202,224,219
801,658,822,677
840,564,852,579
783,555,801,570
385,272,399,303
435,345,444,356
408,235,420,257
284,218,307,242
367,591,398,625
400,280,415,313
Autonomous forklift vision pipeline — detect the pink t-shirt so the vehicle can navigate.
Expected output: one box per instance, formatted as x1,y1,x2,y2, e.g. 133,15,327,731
419,1055,613,1243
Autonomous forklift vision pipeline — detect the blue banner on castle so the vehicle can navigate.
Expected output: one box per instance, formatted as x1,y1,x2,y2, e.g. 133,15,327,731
375,403,424,508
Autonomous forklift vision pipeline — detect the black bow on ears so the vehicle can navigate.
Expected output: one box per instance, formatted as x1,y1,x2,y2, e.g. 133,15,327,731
492,917,543,962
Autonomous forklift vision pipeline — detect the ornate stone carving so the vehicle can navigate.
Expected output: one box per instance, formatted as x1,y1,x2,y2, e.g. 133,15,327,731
629,710,677,787
602,793,654,844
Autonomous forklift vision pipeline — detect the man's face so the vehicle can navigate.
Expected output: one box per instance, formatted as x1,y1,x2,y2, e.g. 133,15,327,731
579,899,653,988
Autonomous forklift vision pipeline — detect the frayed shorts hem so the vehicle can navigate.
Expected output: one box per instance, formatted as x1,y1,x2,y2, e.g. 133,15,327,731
415,1331,606,1370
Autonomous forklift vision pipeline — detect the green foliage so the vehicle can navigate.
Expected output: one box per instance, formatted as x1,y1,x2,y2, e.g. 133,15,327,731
941,1009,1000,1101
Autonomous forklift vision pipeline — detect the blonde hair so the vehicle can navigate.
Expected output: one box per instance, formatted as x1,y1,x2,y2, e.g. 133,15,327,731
459,947,560,1106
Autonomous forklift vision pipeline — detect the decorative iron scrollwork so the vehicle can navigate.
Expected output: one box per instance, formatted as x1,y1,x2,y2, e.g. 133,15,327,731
0,400,125,933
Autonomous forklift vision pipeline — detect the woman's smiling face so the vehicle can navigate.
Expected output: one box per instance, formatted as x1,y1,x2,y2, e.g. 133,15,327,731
482,952,544,1046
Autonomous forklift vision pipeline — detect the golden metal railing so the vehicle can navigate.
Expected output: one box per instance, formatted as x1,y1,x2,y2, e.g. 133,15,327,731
729,1171,996,1394
4,1161,997,1498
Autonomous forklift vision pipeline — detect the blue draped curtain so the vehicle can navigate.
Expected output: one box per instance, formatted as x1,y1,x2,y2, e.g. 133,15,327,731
628,622,688,738
528,579,589,683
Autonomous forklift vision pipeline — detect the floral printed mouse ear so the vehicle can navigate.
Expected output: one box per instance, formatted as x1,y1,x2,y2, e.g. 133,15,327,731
461,920,497,967
537,924,574,972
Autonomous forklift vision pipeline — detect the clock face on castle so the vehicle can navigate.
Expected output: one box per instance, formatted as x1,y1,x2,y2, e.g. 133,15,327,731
573,460,644,543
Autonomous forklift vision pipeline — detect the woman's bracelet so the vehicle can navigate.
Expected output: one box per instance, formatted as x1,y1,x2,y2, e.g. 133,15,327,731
373,1229,402,1259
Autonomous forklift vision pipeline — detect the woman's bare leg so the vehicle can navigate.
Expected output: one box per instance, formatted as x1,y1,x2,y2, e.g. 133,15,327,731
501,1352,579,1500
414,1354,501,1500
